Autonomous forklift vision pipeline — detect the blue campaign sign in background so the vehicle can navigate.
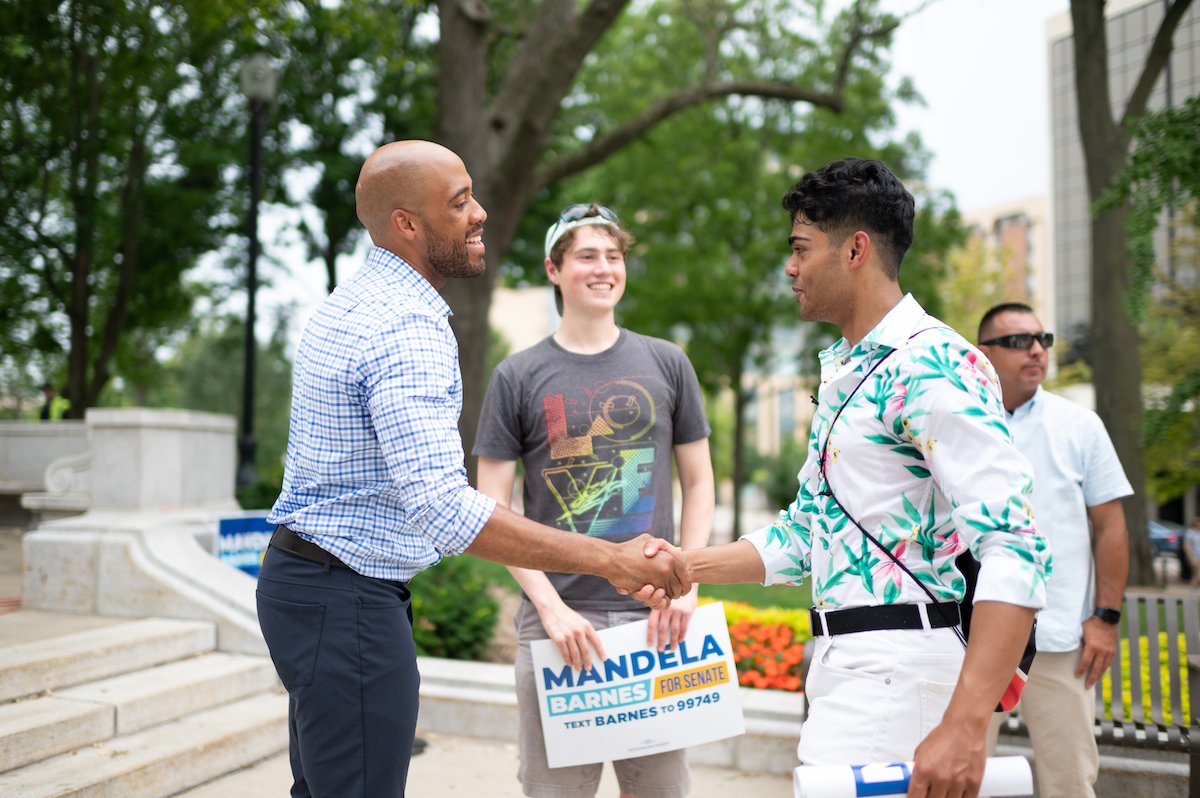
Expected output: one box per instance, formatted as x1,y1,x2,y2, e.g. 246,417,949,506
216,514,274,577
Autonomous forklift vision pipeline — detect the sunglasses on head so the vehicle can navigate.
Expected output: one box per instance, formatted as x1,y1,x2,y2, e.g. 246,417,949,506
558,203,619,224
979,332,1055,350
544,203,620,257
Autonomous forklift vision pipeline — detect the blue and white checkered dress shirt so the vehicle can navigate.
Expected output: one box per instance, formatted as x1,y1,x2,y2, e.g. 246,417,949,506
267,246,497,581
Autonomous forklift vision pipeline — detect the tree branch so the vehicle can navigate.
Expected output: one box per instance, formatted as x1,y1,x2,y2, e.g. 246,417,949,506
489,0,631,148
535,80,841,188
831,0,905,96
1121,0,1195,130
532,0,899,190
90,130,146,405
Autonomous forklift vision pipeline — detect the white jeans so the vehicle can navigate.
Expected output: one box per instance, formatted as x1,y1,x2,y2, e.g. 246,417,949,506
799,627,965,765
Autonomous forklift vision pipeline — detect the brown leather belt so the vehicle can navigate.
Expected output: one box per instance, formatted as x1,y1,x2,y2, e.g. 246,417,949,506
269,526,348,569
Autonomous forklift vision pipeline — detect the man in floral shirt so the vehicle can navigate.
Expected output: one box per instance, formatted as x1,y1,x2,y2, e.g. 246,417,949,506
680,157,1052,797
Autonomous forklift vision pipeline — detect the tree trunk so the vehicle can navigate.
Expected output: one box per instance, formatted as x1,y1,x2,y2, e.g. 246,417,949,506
324,239,337,294
89,133,147,407
66,249,90,416
1067,0,1190,585
1090,200,1154,584
437,0,495,482
731,372,748,540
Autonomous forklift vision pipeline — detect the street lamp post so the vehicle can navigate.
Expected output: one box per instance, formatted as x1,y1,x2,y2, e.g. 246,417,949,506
237,53,277,489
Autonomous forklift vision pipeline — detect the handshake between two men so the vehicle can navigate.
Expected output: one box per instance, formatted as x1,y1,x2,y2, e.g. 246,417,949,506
467,505,760,644
601,533,758,608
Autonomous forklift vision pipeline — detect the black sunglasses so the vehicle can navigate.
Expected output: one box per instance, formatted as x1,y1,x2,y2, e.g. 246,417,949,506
979,332,1055,350
558,203,619,223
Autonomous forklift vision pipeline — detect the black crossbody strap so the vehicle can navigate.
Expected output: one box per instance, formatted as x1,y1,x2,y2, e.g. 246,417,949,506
816,326,966,647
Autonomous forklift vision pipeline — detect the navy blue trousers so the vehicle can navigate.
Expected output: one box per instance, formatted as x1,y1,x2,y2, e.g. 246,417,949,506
257,546,418,798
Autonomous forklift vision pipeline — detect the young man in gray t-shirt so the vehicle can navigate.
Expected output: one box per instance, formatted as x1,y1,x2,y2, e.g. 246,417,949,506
474,204,713,798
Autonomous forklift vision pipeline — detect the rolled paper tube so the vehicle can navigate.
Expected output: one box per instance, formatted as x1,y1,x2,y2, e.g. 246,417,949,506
793,755,1033,798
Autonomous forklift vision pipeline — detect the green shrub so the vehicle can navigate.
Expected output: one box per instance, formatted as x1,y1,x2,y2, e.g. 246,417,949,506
410,554,499,660
749,434,809,511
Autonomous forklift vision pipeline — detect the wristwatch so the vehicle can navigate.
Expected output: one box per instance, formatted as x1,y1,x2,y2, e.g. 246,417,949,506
1093,607,1122,625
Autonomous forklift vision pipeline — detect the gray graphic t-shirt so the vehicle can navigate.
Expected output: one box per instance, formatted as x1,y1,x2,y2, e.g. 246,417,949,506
474,329,710,610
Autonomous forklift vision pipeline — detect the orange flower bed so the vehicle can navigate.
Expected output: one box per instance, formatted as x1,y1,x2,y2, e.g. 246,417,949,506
727,618,806,692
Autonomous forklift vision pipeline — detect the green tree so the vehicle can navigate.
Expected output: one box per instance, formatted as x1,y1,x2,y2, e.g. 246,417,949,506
148,313,295,507
485,0,959,530
1100,96,1200,506
937,236,1009,342
0,0,276,415
432,0,913,475
1068,0,1194,583
272,0,436,293
1141,271,1200,504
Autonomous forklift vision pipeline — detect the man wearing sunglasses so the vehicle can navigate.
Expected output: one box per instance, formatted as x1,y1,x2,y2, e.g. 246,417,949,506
475,203,713,798
978,302,1131,798
257,143,691,798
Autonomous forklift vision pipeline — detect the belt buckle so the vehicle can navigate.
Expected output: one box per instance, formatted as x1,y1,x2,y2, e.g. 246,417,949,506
813,608,830,637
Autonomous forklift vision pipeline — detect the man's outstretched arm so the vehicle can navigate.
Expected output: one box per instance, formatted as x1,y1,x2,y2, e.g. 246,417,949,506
466,504,690,602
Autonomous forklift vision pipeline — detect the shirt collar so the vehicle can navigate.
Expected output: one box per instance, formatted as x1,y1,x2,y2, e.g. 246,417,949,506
366,246,454,318
825,293,927,362
1008,385,1043,421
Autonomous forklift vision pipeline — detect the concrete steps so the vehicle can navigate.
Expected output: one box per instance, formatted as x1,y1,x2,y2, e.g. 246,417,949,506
0,618,216,702
0,613,287,797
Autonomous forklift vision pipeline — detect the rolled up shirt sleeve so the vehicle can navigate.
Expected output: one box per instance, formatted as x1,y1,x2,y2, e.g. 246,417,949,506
893,343,1052,609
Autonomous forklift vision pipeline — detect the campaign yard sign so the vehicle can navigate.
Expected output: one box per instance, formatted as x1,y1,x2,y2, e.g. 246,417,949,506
531,601,744,768
215,514,273,577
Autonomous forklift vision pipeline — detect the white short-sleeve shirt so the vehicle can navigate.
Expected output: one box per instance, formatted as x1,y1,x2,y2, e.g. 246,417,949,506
1008,387,1132,652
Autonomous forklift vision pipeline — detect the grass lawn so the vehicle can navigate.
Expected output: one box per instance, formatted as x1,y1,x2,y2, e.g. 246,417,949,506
700,581,812,610
473,557,812,611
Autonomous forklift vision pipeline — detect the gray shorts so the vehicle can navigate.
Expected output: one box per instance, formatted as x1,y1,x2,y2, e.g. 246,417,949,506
514,599,691,798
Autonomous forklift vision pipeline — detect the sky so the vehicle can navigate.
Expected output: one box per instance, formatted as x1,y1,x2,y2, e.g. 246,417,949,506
886,0,1071,211
253,0,1075,344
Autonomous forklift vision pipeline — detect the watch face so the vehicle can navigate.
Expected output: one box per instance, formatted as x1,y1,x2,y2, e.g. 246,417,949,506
1095,608,1121,624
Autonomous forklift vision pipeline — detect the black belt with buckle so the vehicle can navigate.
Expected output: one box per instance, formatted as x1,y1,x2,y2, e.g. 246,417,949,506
810,601,960,636
270,526,348,569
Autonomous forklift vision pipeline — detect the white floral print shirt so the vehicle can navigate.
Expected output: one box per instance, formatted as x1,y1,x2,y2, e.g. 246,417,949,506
745,295,1051,611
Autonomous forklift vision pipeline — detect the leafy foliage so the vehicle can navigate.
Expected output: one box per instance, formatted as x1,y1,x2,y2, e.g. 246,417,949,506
410,554,501,660
936,236,1010,342
1141,270,1200,503
500,0,963,530
270,0,436,292
0,0,274,409
1098,96,1200,318
1098,97,1200,504
750,434,810,512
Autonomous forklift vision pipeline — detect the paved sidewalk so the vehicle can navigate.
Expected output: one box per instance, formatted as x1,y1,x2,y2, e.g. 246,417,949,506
181,733,795,796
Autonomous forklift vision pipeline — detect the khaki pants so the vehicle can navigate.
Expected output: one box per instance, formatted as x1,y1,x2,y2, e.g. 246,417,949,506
986,649,1098,798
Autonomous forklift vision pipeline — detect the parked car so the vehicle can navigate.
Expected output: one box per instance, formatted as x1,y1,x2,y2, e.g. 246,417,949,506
1148,519,1186,556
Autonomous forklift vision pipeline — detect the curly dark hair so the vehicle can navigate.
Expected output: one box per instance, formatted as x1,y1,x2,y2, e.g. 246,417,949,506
780,157,915,279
